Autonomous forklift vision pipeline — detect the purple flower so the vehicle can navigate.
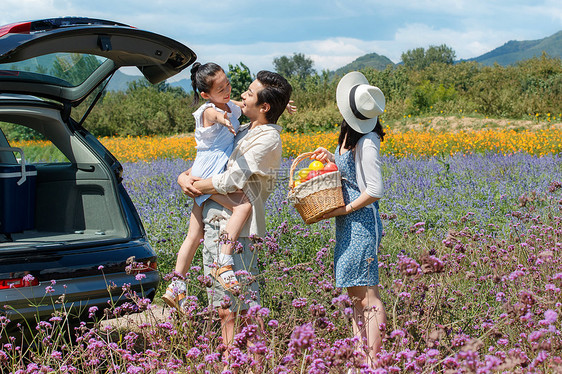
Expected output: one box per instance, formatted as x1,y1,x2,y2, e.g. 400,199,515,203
186,347,201,358
205,352,220,362
397,255,421,276
541,309,558,325
292,298,307,308
88,306,98,319
289,323,315,351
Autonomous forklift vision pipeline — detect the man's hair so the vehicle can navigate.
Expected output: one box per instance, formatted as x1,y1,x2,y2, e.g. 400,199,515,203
255,71,292,124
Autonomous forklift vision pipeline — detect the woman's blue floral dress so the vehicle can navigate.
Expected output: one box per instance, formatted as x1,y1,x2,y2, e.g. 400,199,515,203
333,145,382,288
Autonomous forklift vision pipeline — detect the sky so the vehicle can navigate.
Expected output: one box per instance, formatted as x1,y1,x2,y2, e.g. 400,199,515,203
2,0,561,81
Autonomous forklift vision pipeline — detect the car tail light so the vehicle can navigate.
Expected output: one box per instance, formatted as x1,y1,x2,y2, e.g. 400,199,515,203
0,276,39,290
126,260,158,275
0,22,31,38
136,261,158,273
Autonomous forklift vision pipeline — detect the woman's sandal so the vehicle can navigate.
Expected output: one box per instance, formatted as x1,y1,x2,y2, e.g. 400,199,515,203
210,264,240,294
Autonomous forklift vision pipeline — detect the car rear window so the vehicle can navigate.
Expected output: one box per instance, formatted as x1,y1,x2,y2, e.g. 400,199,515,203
0,52,107,87
0,122,69,163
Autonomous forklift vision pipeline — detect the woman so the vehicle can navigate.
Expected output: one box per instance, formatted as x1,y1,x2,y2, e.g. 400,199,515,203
312,71,387,368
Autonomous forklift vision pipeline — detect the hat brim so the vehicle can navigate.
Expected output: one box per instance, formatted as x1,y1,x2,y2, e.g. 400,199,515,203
336,72,378,134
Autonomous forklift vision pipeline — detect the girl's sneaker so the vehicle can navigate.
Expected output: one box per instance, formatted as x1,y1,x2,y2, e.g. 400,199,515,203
161,280,187,312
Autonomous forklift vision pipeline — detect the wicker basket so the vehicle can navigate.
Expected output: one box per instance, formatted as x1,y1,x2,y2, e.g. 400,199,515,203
287,152,345,224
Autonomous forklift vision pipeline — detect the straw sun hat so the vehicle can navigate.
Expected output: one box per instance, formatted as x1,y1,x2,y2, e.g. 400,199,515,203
336,71,385,134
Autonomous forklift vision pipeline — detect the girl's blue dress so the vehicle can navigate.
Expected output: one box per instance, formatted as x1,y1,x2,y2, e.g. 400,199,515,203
191,101,241,206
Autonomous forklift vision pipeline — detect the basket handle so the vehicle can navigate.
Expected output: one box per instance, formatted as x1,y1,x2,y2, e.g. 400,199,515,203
289,152,316,188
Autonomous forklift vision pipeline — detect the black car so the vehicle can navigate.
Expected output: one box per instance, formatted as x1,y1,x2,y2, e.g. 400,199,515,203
0,17,196,332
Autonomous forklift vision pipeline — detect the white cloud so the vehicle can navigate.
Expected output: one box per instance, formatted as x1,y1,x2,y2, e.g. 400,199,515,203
2,0,560,78
0,0,59,24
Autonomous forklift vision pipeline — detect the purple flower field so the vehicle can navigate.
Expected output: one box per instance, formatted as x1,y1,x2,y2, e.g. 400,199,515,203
1,154,561,373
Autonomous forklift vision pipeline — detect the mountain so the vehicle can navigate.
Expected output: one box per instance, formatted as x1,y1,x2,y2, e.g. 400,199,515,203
469,30,562,66
106,70,192,92
168,78,192,92
333,52,395,76
106,70,146,91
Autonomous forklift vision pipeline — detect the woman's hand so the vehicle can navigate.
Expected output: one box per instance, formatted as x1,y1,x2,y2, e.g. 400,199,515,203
177,170,203,197
323,194,379,219
311,147,334,163
322,205,349,219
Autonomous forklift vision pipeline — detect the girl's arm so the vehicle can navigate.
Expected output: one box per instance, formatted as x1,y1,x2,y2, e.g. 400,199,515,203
203,107,235,134
285,100,297,114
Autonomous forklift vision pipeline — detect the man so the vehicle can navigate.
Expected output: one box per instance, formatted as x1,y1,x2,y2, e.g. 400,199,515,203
177,70,292,345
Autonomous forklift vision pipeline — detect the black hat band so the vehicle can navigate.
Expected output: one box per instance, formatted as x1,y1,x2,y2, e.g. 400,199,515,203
349,85,369,121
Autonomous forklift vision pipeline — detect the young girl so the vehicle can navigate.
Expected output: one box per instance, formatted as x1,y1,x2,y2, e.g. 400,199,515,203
312,71,387,368
162,62,295,310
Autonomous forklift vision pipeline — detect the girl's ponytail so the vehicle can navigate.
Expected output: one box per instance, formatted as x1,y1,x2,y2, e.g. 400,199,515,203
190,62,202,105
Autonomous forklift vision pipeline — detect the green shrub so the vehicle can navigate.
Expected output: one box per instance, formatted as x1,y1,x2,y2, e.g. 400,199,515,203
1,122,44,141
85,80,197,137
409,80,457,114
279,102,340,132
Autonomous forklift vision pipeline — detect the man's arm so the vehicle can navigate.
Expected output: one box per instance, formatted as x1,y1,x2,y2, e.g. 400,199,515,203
212,131,281,195
193,177,217,195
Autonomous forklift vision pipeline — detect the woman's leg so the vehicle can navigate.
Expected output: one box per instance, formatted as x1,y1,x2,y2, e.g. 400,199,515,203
347,285,387,368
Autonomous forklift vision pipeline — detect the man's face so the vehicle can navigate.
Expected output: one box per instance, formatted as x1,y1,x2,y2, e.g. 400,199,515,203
241,79,265,120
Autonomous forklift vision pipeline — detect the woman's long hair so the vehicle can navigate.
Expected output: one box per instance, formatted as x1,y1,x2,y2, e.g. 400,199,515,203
338,118,385,150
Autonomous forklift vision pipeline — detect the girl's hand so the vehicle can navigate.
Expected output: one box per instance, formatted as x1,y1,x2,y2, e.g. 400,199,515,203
177,170,203,197
221,112,236,135
311,147,334,163
286,100,297,115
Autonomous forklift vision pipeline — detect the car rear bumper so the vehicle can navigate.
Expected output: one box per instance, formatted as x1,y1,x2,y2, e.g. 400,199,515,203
1,269,159,326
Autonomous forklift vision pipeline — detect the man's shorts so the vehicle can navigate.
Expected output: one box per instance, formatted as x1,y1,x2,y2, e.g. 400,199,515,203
202,201,261,312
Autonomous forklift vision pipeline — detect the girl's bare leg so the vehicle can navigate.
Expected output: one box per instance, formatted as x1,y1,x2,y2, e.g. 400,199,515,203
162,203,204,309
347,285,387,368
175,203,205,275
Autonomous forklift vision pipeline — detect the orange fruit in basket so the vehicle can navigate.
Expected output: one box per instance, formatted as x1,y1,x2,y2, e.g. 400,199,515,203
309,160,324,171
